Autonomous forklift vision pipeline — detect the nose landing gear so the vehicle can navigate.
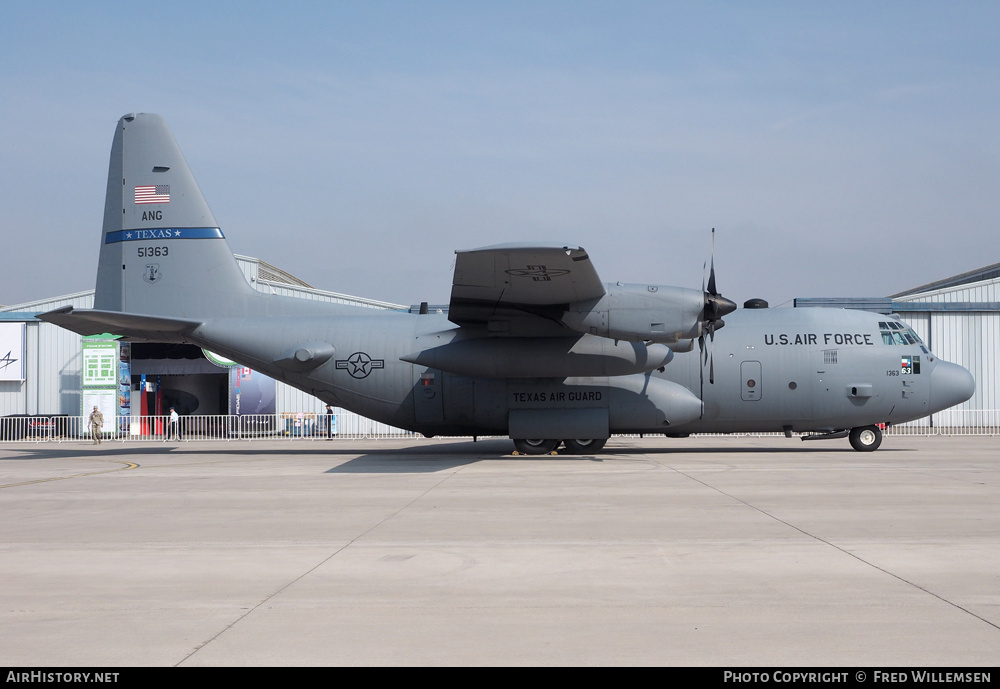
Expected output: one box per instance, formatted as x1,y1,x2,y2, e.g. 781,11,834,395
849,425,883,452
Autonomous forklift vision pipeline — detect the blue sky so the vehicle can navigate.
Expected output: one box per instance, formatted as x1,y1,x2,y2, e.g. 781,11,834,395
2,1,998,307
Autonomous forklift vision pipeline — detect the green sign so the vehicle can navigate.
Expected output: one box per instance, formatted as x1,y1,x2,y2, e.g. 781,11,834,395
83,340,118,387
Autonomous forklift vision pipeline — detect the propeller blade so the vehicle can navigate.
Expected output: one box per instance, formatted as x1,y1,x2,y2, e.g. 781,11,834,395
698,332,706,414
699,228,734,391
701,228,736,329
708,322,716,385
707,228,718,296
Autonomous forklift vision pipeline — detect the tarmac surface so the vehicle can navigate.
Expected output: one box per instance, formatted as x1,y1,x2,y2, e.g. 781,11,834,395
0,435,997,666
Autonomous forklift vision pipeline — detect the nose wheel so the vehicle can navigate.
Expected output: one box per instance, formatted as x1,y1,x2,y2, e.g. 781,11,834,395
849,425,882,452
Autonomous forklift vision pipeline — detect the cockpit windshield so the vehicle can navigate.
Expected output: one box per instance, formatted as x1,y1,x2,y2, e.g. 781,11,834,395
879,321,922,346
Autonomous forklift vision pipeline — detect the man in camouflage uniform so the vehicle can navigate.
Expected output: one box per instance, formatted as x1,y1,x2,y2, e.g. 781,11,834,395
88,405,104,445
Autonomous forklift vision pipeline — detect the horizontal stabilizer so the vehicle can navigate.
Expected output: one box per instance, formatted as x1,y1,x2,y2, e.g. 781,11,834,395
38,306,201,342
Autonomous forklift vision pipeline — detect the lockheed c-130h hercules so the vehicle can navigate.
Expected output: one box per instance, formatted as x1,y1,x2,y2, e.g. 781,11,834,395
41,113,975,454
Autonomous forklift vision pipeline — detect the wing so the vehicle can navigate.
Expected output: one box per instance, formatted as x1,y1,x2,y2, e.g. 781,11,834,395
449,244,606,335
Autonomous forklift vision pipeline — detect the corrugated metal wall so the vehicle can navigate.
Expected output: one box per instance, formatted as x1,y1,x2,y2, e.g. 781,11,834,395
0,321,85,416
931,312,997,417
894,277,999,418
898,313,931,345
0,333,27,416
1,288,98,417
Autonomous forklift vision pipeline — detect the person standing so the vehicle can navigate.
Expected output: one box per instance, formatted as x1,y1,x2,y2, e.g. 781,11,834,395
88,405,104,445
168,406,181,441
326,405,334,439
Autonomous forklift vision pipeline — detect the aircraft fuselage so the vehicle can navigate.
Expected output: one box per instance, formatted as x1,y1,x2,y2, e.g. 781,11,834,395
185,302,970,440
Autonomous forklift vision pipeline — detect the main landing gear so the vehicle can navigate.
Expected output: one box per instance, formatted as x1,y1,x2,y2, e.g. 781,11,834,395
512,426,886,455
512,438,608,455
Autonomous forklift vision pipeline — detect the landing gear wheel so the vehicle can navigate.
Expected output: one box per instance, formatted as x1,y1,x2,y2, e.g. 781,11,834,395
512,438,560,455
562,438,607,455
849,425,882,452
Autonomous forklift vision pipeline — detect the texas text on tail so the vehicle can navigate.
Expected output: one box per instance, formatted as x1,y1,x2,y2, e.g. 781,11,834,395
41,113,975,454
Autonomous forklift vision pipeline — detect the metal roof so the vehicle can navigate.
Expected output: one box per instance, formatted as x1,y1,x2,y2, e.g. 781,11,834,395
795,261,1000,313
889,261,1000,299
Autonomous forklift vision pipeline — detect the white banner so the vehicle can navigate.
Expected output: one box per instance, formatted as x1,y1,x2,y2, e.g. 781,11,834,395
0,322,26,382
83,389,118,434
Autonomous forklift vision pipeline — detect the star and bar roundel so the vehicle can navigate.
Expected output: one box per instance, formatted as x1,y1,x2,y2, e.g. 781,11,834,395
335,352,385,379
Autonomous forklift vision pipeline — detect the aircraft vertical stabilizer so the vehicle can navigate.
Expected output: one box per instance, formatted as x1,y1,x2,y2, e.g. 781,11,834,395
94,113,256,319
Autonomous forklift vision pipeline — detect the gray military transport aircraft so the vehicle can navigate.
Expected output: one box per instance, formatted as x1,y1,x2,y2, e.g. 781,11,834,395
41,113,975,454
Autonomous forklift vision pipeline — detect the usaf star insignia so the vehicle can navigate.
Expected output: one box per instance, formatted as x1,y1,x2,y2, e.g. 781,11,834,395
335,351,385,379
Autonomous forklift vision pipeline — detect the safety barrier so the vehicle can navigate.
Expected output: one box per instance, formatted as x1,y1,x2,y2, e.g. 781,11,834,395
0,413,419,443
1,411,997,443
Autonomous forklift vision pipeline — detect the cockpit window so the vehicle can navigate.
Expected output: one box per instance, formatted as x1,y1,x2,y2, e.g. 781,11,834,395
879,322,923,346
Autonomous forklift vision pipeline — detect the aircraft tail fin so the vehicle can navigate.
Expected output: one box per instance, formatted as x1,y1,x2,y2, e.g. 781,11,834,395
94,113,257,318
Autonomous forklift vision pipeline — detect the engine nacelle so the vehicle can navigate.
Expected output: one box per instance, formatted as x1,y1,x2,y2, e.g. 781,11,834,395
561,283,706,343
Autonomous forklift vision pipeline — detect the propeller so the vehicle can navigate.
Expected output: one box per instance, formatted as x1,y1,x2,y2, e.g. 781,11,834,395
698,229,737,390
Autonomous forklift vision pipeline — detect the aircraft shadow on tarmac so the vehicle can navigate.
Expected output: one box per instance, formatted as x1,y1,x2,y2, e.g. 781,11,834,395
2,438,903,476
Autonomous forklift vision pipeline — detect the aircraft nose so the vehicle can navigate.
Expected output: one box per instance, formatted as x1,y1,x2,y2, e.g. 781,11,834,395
930,360,975,412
